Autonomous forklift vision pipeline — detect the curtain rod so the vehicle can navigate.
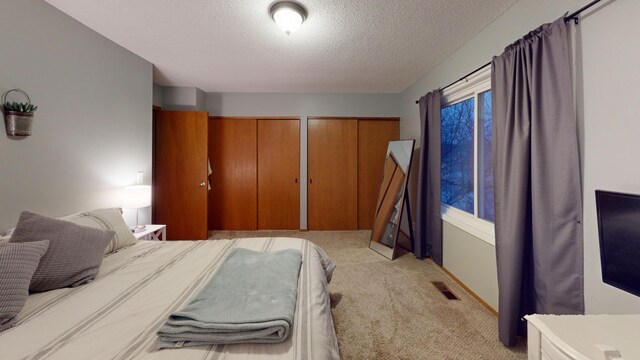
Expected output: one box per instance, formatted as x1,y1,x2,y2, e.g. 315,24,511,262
415,0,603,104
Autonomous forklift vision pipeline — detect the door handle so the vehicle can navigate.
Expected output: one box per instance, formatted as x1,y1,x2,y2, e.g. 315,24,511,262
309,179,313,184
200,182,206,187
295,178,298,183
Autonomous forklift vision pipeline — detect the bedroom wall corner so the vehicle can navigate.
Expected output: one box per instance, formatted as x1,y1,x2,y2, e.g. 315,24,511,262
0,0,153,231
162,86,207,111
398,0,586,312
153,84,165,108
402,0,640,315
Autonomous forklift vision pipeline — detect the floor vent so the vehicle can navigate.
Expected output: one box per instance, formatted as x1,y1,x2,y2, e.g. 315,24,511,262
432,281,460,300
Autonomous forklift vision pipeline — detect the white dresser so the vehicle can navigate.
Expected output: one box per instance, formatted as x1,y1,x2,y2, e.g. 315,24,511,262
525,314,640,360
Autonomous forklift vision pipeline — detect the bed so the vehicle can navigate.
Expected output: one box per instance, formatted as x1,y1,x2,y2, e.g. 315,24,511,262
0,237,340,360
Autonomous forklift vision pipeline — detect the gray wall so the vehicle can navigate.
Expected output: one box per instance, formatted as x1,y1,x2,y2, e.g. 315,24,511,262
161,86,206,111
196,88,206,110
401,0,585,144
153,84,164,107
443,222,498,310
205,92,402,229
0,0,153,231
579,0,640,314
401,0,640,314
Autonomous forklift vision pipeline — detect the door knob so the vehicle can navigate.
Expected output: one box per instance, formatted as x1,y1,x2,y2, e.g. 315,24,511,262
200,182,206,187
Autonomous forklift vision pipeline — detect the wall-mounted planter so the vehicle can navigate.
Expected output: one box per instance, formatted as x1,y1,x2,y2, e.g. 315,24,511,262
4,111,33,136
2,88,37,138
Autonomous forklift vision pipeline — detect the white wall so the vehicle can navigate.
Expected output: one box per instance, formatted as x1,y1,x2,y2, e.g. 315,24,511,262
0,0,153,230
401,0,640,314
205,92,401,229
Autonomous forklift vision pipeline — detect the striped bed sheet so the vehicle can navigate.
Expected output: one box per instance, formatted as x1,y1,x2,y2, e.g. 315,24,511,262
0,237,340,360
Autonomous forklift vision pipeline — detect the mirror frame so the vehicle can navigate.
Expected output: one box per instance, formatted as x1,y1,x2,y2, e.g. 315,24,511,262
369,139,415,260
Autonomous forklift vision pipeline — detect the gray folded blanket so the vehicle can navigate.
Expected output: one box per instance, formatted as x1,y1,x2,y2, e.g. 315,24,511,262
157,248,303,349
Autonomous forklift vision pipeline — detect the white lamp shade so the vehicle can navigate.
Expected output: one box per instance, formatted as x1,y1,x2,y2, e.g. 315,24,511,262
122,185,151,209
273,8,303,34
270,2,307,35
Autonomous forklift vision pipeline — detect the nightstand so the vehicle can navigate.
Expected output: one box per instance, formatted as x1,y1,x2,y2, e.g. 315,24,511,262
526,314,640,360
133,224,166,241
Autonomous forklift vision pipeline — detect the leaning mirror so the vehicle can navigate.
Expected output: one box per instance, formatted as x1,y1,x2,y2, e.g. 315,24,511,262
369,139,415,260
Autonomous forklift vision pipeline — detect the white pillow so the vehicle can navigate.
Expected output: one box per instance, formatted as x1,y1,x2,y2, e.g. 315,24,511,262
62,208,137,254
0,229,14,243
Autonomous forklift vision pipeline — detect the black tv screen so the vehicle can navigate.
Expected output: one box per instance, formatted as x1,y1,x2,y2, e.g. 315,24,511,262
595,190,640,297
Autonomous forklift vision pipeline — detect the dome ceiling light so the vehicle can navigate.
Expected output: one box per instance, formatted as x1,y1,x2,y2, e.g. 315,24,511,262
269,1,307,35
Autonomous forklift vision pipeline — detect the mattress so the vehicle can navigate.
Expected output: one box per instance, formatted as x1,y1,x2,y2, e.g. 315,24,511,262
0,237,340,360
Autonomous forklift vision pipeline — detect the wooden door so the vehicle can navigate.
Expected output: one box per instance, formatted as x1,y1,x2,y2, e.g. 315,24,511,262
153,111,208,240
257,119,300,229
357,119,400,229
308,119,358,230
208,118,257,230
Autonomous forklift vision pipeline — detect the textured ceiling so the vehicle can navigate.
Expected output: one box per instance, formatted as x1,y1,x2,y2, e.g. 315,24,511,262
45,0,516,93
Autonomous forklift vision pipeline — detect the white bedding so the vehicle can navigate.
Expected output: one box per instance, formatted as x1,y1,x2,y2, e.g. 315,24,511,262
0,237,340,360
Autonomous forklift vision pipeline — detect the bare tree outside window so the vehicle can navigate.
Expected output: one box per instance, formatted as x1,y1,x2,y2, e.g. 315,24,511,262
440,90,494,222
441,98,474,214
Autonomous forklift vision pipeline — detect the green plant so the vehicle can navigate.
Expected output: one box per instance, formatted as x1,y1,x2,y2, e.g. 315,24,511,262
3,101,37,113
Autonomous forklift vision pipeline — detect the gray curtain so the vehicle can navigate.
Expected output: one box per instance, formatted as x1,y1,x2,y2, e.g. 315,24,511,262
492,18,584,347
415,90,442,263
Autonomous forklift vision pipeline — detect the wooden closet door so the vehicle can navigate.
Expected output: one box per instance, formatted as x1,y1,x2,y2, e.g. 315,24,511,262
208,118,257,230
357,119,400,229
153,111,208,240
308,119,358,230
258,119,300,229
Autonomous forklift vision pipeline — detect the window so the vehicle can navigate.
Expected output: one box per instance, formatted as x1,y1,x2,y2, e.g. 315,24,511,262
477,90,494,222
441,98,475,214
440,67,494,243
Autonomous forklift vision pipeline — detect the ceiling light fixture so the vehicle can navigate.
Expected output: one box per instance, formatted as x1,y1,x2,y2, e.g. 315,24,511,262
269,1,307,35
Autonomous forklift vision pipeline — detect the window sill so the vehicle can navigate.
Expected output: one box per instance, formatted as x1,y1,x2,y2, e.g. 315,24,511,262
441,206,495,246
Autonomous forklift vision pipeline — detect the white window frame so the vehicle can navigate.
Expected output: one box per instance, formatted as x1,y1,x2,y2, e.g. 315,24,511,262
440,66,495,246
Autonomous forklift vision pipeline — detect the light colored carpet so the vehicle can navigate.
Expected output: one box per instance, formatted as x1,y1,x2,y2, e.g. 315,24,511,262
209,230,527,359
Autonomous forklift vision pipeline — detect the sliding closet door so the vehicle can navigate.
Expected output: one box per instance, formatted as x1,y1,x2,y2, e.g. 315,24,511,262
257,119,300,229
308,119,358,230
357,119,400,229
153,111,208,240
208,118,258,230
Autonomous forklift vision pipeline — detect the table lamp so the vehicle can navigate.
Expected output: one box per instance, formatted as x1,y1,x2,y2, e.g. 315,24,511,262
122,185,151,232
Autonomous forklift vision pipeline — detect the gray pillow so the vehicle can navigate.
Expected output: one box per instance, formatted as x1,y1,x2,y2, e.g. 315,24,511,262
9,211,114,293
0,241,49,332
